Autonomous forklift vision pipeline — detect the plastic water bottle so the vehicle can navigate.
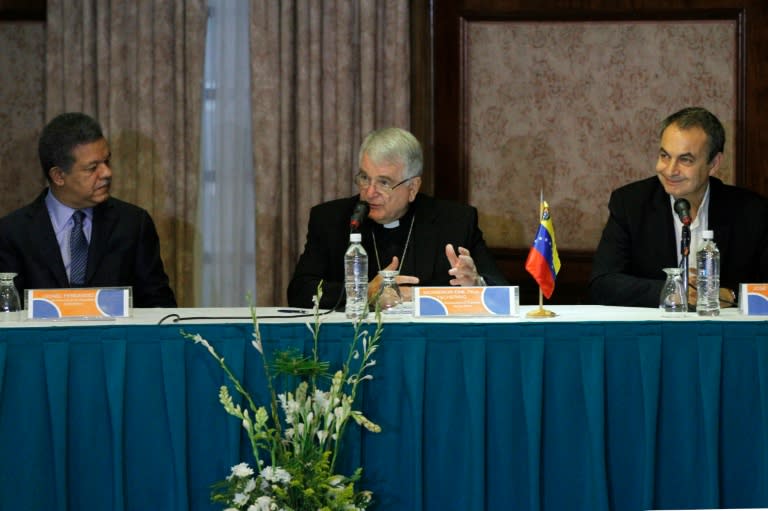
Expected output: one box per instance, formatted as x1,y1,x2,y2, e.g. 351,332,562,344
696,229,720,316
344,232,368,319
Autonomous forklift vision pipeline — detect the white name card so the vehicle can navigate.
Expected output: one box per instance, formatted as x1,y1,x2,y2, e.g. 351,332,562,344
26,287,132,320
739,283,768,316
414,286,519,317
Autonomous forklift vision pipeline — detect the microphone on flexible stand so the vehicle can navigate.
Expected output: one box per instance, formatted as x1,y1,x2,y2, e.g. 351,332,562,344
673,198,692,308
350,201,369,232
673,198,692,226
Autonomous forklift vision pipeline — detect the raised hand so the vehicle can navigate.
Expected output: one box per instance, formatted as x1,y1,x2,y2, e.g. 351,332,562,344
445,244,482,286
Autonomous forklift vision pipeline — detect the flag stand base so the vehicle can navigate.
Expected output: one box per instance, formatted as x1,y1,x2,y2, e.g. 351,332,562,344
526,306,557,318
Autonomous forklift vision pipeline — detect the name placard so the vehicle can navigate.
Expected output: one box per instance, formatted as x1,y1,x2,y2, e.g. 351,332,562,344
26,287,132,320
739,283,768,316
414,286,519,317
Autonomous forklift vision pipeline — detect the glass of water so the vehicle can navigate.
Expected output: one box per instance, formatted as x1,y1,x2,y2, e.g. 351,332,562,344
376,270,402,313
0,273,21,322
660,267,687,316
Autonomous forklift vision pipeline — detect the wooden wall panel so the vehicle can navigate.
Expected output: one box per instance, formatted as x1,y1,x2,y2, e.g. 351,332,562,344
420,0,767,304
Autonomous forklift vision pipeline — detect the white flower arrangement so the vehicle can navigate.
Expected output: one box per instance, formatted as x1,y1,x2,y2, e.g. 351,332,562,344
186,285,381,511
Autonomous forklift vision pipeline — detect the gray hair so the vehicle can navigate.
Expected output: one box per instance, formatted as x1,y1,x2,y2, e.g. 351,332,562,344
358,127,423,179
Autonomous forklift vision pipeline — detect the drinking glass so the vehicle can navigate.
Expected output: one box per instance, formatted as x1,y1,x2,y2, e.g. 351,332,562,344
659,267,687,316
0,272,21,322
376,270,402,313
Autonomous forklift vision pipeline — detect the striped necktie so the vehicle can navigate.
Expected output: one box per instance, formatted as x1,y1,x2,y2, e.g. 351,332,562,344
69,210,88,285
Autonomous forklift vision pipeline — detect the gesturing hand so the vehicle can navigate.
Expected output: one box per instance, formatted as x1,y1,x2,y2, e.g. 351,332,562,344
445,244,483,286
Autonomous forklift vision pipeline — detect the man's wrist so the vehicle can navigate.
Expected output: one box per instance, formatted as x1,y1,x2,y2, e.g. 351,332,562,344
475,274,487,286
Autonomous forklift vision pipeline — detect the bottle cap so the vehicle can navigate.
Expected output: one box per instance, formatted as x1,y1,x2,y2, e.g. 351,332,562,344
702,229,714,239
350,232,362,242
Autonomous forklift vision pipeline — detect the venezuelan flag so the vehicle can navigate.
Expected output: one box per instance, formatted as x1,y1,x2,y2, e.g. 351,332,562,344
524,201,561,299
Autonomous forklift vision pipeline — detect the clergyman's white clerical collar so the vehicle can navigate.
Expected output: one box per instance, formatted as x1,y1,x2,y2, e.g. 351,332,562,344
383,219,400,229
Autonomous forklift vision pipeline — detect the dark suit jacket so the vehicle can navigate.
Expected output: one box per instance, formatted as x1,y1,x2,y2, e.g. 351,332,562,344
589,176,768,307
287,193,509,308
0,190,176,307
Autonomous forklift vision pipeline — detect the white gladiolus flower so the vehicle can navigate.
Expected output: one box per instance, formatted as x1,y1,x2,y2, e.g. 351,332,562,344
275,467,291,483
313,390,329,413
192,334,217,357
284,398,300,416
191,284,383,511
231,462,254,478
250,495,275,511
261,466,291,484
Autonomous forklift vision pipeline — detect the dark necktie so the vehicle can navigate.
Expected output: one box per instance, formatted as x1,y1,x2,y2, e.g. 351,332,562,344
70,210,88,285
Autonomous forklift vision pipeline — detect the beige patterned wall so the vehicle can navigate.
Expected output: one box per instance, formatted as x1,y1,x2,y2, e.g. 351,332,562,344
0,22,46,214
466,21,736,250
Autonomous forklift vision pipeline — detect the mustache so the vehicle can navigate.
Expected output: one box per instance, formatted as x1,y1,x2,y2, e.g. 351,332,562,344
97,178,112,187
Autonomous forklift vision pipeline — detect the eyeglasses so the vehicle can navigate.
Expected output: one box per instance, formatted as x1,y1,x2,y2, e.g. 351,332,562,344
355,172,415,194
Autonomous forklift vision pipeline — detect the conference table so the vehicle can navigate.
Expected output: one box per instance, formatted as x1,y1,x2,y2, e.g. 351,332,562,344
0,305,767,511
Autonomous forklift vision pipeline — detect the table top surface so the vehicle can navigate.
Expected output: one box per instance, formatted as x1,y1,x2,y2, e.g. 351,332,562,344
0,304,765,329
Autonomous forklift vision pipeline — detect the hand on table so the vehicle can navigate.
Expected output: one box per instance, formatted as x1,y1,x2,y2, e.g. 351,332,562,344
687,268,736,308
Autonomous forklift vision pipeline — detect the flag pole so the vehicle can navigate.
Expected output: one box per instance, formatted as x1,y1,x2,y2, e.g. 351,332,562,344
527,189,557,318
527,285,556,317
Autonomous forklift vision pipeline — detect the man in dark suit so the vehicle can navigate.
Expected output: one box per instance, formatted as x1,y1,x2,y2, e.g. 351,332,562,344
590,107,768,307
0,112,176,307
288,127,508,309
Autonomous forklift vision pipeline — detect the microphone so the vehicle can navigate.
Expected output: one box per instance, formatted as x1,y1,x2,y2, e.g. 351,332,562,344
673,198,692,309
673,198,692,226
350,201,369,231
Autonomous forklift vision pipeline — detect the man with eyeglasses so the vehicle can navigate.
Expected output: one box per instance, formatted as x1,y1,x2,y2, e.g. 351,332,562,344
287,127,508,309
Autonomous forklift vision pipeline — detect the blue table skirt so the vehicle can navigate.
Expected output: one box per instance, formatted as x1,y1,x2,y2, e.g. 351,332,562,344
0,320,767,511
